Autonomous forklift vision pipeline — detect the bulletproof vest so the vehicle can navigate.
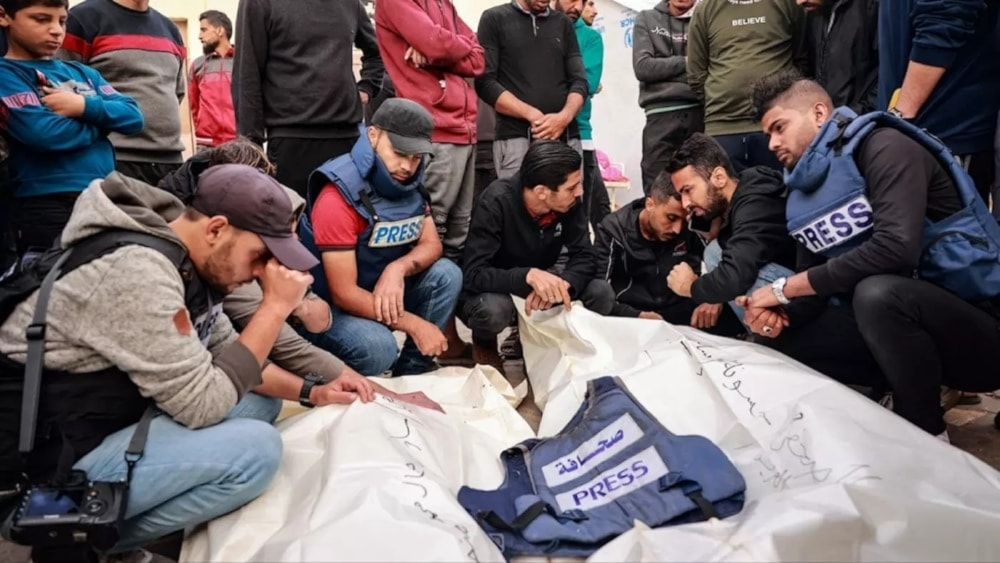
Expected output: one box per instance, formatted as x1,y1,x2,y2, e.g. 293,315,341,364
0,230,218,490
303,139,427,295
458,376,746,558
786,107,1000,301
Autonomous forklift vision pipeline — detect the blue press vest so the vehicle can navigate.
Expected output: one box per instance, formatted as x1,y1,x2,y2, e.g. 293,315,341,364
785,107,1000,301
299,137,427,297
458,376,745,558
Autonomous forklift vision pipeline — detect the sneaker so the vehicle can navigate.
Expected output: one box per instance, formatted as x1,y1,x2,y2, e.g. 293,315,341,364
101,549,176,563
500,326,522,361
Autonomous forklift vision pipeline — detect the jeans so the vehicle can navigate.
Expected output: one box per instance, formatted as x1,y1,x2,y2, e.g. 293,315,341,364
459,279,614,348
702,240,793,323
305,259,462,376
712,133,782,173
852,275,1000,435
73,392,283,551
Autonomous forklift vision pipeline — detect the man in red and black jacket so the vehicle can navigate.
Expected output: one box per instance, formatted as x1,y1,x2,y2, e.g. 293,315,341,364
190,10,236,150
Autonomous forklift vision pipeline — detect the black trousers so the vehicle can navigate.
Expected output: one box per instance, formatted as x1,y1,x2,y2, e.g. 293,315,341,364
583,149,611,227
268,136,359,199
115,160,181,187
640,107,704,194
474,140,497,201
459,279,615,347
9,193,80,253
851,275,1000,435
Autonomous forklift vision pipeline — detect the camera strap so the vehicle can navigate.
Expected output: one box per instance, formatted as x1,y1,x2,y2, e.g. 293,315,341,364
18,243,156,489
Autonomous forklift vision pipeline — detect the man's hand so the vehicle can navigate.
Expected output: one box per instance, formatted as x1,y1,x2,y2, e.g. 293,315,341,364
310,370,375,406
291,294,332,333
746,283,781,310
41,86,85,118
408,317,449,357
667,262,698,298
690,303,722,329
372,264,406,325
525,290,555,315
359,91,370,105
638,311,663,321
530,112,572,140
404,46,429,68
259,259,314,316
525,268,572,311
735,296,789,339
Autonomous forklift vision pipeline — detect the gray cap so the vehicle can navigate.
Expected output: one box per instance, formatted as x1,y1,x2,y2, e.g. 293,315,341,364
192,164,319,272
371,98,435,156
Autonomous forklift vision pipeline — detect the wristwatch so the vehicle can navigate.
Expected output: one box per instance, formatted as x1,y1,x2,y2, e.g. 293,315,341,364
298,373,324,408
887,107,907,120
770,277,791,306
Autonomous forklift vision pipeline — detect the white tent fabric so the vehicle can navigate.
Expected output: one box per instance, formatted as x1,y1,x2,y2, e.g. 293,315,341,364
182,300,1000,562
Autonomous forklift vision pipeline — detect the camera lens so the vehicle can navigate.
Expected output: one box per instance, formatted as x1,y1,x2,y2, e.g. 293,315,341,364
84,499,107,515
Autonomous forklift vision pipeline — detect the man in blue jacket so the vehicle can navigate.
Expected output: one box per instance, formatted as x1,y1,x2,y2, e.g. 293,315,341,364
879,0,1000,202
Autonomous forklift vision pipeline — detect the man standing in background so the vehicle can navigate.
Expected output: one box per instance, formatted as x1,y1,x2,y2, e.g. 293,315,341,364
632,0,702,194
190,10,236,151
800,0,879,114
686,0,807,171
475,0,588,178
233,0,384,198
879,0,1000,204
60,0,186,186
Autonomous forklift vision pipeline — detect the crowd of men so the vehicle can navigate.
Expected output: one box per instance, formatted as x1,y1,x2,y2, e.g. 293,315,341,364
0,0,998,561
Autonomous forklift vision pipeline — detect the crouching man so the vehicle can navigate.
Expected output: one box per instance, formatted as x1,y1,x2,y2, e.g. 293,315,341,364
0,164,316,558
592,171,742,334
745,73,1000,440
460,140,610,372
303,99,463,377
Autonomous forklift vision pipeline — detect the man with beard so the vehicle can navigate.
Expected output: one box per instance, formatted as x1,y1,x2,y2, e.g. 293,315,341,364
189,10,236,150
460,141,608,373
0,163,323,558
475,0,589,178
304,99,463,377
591,171,741,334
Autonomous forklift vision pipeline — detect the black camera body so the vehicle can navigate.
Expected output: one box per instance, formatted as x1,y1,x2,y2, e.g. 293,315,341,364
8,477,126,550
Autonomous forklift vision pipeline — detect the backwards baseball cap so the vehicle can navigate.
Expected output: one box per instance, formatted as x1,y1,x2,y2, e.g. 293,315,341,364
191,164,319,271
371,98,435,156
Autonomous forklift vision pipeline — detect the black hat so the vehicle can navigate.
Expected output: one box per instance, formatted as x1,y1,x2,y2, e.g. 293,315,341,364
371,98,435,156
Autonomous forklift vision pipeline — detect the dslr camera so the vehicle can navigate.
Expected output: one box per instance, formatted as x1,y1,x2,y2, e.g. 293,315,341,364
7,470,126,550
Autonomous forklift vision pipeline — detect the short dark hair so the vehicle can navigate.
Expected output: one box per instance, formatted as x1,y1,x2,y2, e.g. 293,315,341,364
208,137,275,176
199,10,233,39
647,170,680,203
665,133,736,181
520,141,582,191
749,70,832,122
1,0,67,15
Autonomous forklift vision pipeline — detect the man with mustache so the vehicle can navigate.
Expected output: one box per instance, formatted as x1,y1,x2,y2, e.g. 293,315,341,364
189,9,236,151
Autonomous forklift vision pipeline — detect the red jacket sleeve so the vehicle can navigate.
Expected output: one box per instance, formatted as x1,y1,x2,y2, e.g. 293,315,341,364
376,0,484,75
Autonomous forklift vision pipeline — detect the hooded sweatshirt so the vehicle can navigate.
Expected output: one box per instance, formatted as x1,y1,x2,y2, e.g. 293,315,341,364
632,1,699,112
690,166,798,304
0,174,261,429
594,199,703,317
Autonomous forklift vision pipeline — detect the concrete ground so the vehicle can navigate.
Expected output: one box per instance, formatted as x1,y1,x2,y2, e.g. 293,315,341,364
3,358,998,563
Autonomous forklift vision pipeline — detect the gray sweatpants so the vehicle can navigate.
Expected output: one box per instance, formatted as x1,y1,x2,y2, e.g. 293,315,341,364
424,142,476,262
493,137,583,179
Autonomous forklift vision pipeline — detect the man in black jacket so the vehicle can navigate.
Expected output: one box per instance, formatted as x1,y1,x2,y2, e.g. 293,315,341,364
665,133,879,384
592,172,741,334
232,0,384,197
460,141,610,372
800,0,879,114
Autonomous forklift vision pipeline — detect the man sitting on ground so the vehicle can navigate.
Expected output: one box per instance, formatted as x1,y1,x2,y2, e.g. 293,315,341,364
460,140,609,372
0,164,317,559
744,72,1000,441
591,171,741,334
304,99,463,377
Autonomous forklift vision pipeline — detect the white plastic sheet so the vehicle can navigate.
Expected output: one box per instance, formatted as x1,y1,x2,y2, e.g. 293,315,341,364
183,301,1000,562
518,301,1000,562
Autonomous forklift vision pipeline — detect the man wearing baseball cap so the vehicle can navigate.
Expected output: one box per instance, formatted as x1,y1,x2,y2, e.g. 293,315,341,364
0,164,317,554
301,98,463,377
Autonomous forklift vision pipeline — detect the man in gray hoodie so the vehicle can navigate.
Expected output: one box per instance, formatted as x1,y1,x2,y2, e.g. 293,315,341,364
0,165,319,553
632,0,702,194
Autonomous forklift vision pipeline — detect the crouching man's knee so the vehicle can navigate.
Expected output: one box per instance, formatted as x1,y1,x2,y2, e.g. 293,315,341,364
578,279,616,316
